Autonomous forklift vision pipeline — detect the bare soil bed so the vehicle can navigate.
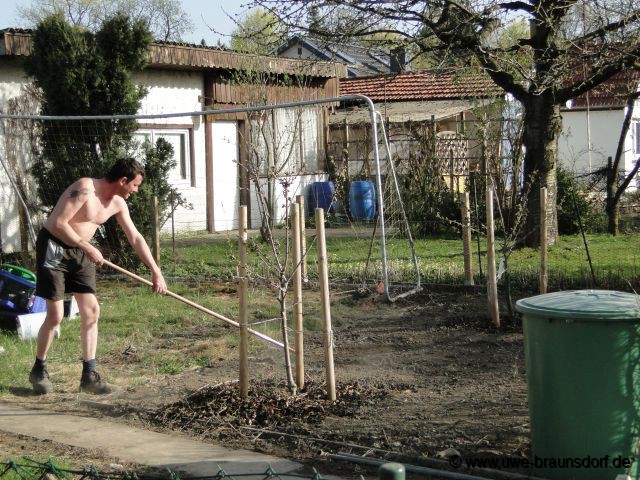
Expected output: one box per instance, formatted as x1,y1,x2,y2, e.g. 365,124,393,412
2,288,530,478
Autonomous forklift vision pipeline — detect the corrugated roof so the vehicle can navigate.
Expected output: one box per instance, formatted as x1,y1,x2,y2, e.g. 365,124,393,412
339,69,503,101
0,28,229,50
0,29,346,78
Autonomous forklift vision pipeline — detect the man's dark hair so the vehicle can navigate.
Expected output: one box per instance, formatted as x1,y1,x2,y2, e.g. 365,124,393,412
105,158,145,183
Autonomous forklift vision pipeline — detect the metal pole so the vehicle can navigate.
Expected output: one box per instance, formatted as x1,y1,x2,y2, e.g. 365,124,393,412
171,190,176,255
362,99,388,300
379,463,405,480
375,111,421,299
150,195,160,265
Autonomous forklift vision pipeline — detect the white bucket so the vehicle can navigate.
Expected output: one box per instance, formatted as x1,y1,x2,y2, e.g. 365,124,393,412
17,313,60,340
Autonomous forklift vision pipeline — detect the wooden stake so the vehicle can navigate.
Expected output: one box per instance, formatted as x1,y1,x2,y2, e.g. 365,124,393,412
292,203,304,390
461,192,474,286
296,194,308,282
150,195,160,265
315,208,336,401
485,189,499,327
539,187,548,294
102,259,290,351
239,205,249,398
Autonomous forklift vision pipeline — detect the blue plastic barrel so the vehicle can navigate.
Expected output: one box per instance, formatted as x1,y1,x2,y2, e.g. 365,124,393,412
309,181,335,215
349,180,376,220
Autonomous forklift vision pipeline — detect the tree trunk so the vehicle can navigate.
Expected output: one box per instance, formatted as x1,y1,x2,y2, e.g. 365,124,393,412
521,95,561,248
607,204,619,235
279,289,297,395
606,156,619,235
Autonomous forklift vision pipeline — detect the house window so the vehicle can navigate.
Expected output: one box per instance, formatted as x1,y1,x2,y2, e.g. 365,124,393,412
634,120,640,154
133,127,193,185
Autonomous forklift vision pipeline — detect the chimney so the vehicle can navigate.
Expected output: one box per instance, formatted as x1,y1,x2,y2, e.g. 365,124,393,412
390,46,406,73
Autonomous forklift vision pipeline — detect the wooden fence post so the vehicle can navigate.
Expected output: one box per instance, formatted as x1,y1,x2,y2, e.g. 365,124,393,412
292,203,304,390
315,208,336,401
461,191,474,286
486,189,499,327
539,187,548,294
150,195,160,265
239,205,249,399
296,194,308,282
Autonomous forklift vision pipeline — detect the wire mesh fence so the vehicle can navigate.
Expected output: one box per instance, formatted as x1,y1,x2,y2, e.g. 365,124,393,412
1,97,640,296
0,459,332,480
0,459,407,480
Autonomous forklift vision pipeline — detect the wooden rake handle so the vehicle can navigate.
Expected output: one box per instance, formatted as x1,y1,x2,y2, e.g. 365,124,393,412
102,259,289,351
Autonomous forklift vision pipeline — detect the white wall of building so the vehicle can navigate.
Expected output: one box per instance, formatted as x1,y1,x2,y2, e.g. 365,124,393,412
0,62,33,254
247,107,329,228
211,121,240,231
559,108,627,174
278,44,318,61
1,65,336,250
134,70,207,233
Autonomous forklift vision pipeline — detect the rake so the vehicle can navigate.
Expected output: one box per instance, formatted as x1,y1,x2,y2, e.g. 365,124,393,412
103,259,288,350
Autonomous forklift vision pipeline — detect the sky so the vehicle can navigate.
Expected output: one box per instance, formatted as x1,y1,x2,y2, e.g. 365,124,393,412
0,0,251,46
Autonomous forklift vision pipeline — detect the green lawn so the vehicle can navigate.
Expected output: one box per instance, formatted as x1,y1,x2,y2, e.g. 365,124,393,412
1,231,638,395
160,230,640,291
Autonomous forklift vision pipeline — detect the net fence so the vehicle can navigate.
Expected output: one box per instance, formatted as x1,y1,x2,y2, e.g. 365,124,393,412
1,98,637,296
0,97,422,300
0,458,336,480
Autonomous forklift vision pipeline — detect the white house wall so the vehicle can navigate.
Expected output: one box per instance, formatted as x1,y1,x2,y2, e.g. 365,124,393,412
559,109,626,175
249,173,329,228
134,70,207,233
278,44,318,61
248,108,329,227
0,67,207,251
1,63,332,251
211,121,240,231
0,62,32,253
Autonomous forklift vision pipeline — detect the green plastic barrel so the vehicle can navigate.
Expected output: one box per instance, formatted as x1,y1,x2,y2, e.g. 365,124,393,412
516,290,640,480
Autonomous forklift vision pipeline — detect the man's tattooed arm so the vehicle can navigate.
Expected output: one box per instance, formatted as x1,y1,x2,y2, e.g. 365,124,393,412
69,188,89,199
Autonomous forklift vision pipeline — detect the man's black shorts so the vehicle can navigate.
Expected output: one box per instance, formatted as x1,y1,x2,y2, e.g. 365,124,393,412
35,228,96,301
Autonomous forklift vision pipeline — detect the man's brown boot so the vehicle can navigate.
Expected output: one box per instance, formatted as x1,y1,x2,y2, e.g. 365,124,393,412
79,370,115,394
29,367,54,395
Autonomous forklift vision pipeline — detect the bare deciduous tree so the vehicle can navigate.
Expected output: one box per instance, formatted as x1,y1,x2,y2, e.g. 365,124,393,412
249,0,640,246
233,68,317,394
17,0,194,42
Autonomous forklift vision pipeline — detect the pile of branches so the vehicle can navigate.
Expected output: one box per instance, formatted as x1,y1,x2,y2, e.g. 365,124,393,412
145,380,389,434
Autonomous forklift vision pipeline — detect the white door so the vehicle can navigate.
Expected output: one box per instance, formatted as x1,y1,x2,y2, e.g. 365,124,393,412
212,121,240,231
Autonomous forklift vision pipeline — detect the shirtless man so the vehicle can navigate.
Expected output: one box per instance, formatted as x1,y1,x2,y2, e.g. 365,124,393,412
29,157,167,395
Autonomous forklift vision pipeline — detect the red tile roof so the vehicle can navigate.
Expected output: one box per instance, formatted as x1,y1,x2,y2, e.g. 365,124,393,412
568,69,640,109
339,68,503,101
